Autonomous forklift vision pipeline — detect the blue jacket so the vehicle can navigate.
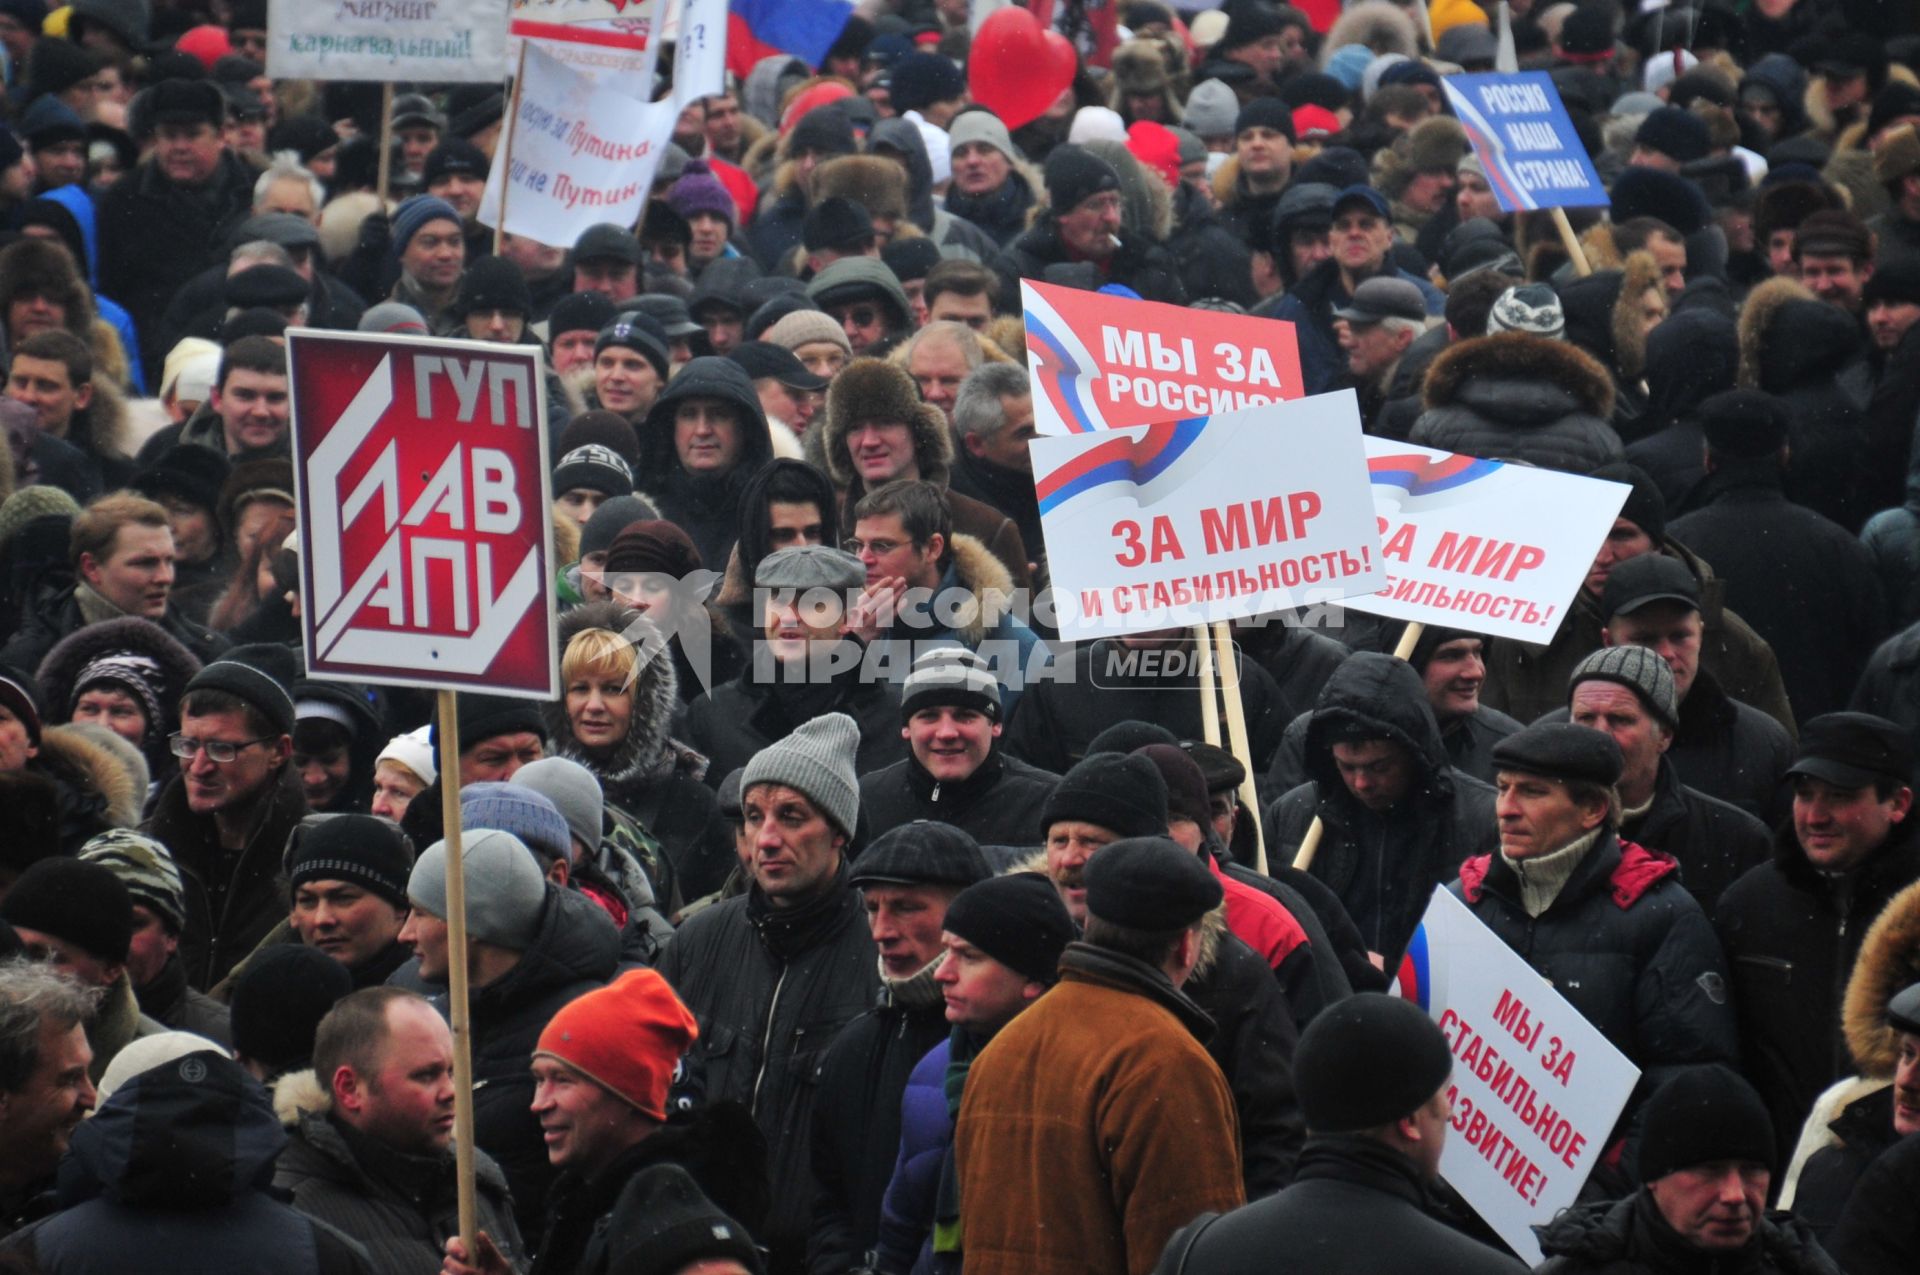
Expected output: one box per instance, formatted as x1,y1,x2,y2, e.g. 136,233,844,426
874,1036,956,1275
42,183,145,393
1258,258,1443,397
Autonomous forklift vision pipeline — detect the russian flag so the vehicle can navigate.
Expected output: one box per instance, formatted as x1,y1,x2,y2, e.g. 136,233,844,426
726,0,854,76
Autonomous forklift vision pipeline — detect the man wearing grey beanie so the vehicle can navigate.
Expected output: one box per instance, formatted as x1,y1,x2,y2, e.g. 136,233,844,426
657,712,880,1272
398,827,621,1239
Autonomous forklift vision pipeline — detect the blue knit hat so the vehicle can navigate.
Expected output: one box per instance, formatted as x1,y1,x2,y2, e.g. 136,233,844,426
391,194,462,260
461,781,571,865
1325,44,1375,91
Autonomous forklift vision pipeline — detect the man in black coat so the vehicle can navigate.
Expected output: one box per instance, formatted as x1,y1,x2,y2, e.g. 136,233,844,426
1716,712,1920,1166
1668,390,1887,724
859,648,1058,850
1536,1066,1837,1275
808,824,992,1275
1155,994,1529,1275
992,145,1187,305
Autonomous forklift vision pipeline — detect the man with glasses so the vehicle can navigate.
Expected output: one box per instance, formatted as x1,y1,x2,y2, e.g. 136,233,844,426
994,144,1188,306
146,659,307,991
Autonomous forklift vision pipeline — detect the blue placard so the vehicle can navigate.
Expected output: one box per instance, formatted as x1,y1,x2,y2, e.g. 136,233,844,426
1442,71,1609,212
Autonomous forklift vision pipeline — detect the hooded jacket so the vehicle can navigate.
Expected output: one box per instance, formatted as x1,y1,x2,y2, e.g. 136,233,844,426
638,356,776,571
1558,253,1663,441
1,1053,375,1275
1411,332,1623,475
1457,832,1740,1182
1622,309,1742,513
1738,277,1874,532
32,184,147,393
867,119,1001,263
1716,812,1920,1167
821,358,1032,589
1266,654,1499,959
657,871,880,1273
36,614,203,784
270,1070,525,1275
1536,1190,1839,1275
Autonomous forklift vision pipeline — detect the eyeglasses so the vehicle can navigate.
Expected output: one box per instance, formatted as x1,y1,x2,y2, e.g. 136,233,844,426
170,732,273,763
836,307,880,329
843,537,908,556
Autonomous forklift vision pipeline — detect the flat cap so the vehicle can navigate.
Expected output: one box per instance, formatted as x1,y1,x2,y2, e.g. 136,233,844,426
755,544,865,592
1333,276,1426,324
1083,835,1222,929
1492,720,1624,787
849,821,993,889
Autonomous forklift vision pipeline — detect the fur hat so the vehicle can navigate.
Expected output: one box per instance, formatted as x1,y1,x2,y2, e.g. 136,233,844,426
822,357,952,489
812,154,909,224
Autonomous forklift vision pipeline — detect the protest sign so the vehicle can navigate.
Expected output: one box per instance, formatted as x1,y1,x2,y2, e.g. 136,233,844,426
1396,887,1640,1264
511,0,661,78
267,0,507,81
477,41,679,248
1346,438,1628,643
1022,278,1305,435
1443,72,1609,212
289,331,557,699
670,0,728,104
1032,391,1383,638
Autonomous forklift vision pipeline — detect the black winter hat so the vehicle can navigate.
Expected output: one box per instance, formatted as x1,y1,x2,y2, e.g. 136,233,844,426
1557,4,1616,58
131,445,230,516
1492,720,1624,787
1787,712,1914,790
1634,106,1710,164
594,314,670,381
225,265,308,310
1216,4,1285,53
1234,97,1296,141
1086,720,1178,755
1278,73,1349,112
549,290,617,339
1044,145,1122,214
943,872,1075,986
881,235,943,284
0,857,133,963
423,137,489,187
186,659,296,736
888,52,966,114
1588,462,1667,541
789,104,859,159
456,256,533,318
284,813,416,910
147,78,226,128
1083,835,1222,929
1600,553,1699,623
229,943,353,1073
1043,751,1170,838
1864,260,1920,308
552,444,634,499
804,195,876,252
431,692,547,754
1134,743,1212,828
27,37,99,99
603,1164,764,1275
1698,389,1787,460
1637,1064,1776,1182
849,821,993,889
1293,993,1453,1132
1609,166,1711,236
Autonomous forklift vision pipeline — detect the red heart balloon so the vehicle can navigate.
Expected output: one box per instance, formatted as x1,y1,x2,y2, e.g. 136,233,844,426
1043,30,1079,87
968,8,1075,131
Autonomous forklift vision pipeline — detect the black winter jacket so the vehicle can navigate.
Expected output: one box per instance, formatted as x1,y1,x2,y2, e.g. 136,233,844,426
683,657,907,794
1185,929,1306,1198
1618,756,1773,917
1265,702,1520,796
1456,832,1740,1177
1829,1128,1920,1275
808,985,950,1275
1791,1085,1897,1244
1166,181,1257,308
657,875,880,1274
1536,1190,1840,1275
993,218,1188,306
1715,815,1920,1166
858,750,1059,849
1267,654,1498,959
1853,620,1920,759
1410,332,1624,476
0,586,228,677
1155,1136,1529,1275
638,357,777,572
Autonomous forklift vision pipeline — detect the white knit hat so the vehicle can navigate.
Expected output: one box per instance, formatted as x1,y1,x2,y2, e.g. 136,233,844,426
376,724,437,786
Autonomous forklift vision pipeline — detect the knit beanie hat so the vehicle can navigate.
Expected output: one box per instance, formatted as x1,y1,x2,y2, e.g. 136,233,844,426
1183,80,1240,138
433,692,547,755
942,872,1075,986
358,301,430,335
1486,283,1566,339
0,667,40,746
668,159,738,228
948,109,1018,162
462,781,572,865
229,944,353,1074
185,659,296,736
603,1164,764,1275
455,256,533,318
1068,106,1128,145
1133,743,1212,827
1083,835,1222,928
552,444,634,499
605,518,703,577
1086,719,1178,755
537,969,698,1119
1045,145,1122,213
549,290,618,340
284,813,415,910
1638,1064,1777,1181
0,857,132,963
79,830,187,934
1324,44,1374,92
1588,462,1666,541
376,726,436,786
131,442,229,515
96,1031,231,1107
763,309,851,357
1570,645,1678,729
594,315,671,382
408,830,548,950
580,495,662,559
1043,752,1169,839
1234,96,1296,141
742,712,862,838
390,195,463,261
1294,993,1454,1132
1127,121,1183,189
890,51,966,114
1633,106,1710,164
0,485,80,549
900,647,1001,722
511,757,604,860
1215,3,1283,52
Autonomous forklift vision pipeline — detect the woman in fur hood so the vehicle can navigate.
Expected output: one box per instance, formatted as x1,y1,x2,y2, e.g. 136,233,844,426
35,614,202,807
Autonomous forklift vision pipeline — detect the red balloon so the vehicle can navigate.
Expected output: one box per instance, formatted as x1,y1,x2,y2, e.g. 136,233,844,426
968,8,1077,131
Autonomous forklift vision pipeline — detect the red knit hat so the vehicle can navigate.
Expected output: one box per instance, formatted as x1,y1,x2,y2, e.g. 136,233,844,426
1126,121,1182,190
534,969,698,1119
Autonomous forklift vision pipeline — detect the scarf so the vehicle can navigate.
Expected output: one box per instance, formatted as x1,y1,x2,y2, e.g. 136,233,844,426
934,1027,990,1254
1504,826,1603,918
74,580,129,626
883,954,946,1009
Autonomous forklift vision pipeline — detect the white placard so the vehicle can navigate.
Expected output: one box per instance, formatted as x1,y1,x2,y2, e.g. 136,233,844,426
267,0,508,82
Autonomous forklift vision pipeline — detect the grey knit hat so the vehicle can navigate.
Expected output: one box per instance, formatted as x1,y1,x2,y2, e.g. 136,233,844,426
901,647,1001,722
512,757,604,857
580,494,662,559
408,830,548,950
763,309,851,357
756,544,865,593
949,110,1019,162
743,712,862,837
1183,79,1239,138
1486,283,1566,340
78,830,186,933
1569,645,1678,729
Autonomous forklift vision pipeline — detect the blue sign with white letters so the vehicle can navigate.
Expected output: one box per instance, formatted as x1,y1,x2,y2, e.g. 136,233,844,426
1442,72,1609,212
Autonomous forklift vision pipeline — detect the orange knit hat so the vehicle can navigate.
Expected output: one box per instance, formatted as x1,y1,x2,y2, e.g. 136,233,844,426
534,970,698,1119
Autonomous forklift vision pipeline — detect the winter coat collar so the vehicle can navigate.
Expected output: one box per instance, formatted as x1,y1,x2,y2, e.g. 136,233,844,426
1055,940,1216,1042
905,745,1005,807
545,603,703,788
1294,1135,1438,1210
1421,331,1616,421
1842,874,1920,1078
876,535,1015,648
747,864,863,961
468,886,622,1025
1460,831,1677,911
1535,1190,1834,1275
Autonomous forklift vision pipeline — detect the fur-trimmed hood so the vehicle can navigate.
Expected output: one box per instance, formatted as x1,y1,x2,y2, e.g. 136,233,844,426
1323,3,1422,61
1737,276,1813,388
40,721,144,828
1842,876,1920,1078
925,534,1016,649
821,357,952,492
273,1067,331,1128
544,603,698,788
1422,331,1617,420
35,613,204,765
1738,273,1861,392
1082,138,1174,243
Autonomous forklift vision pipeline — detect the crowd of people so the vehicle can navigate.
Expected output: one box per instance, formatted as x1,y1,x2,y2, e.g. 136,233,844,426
0,0,1918,1272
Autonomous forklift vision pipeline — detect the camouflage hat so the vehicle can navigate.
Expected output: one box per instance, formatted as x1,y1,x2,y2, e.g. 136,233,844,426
79,830,187,933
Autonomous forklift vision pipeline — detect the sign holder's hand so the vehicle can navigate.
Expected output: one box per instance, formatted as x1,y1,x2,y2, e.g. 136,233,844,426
441,1232,510,1275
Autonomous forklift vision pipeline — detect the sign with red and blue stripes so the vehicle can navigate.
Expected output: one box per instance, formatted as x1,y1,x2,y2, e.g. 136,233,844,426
1443,72,1607,212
